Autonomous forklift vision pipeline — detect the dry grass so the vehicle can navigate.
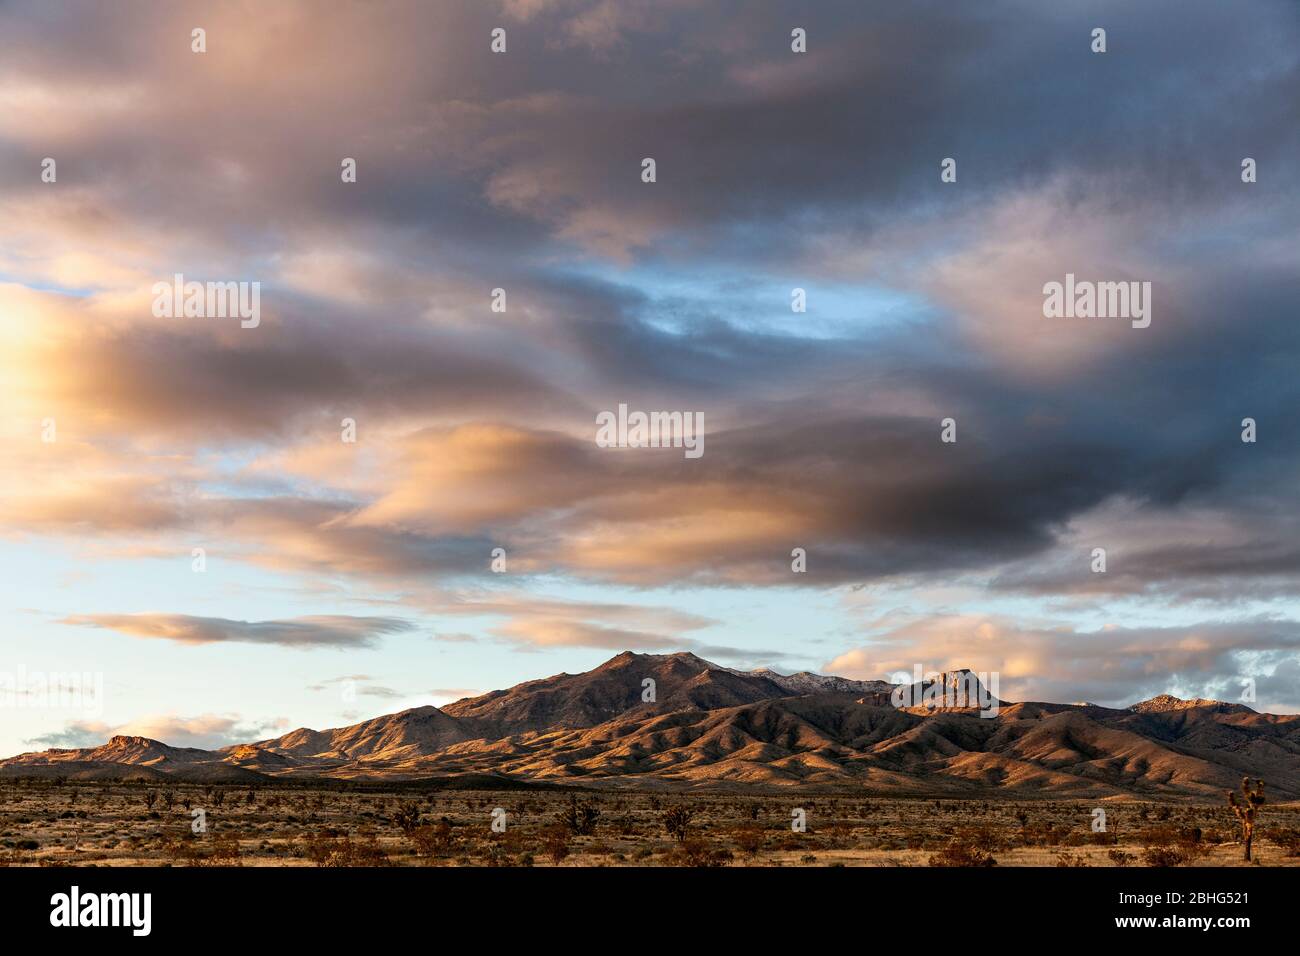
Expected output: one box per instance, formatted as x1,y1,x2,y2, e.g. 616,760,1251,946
2,780,1298,867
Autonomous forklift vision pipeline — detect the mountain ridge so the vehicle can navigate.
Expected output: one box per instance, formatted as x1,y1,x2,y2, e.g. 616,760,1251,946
4,652,1295,800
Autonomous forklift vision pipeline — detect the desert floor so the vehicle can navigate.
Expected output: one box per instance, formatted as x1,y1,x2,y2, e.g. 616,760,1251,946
2,780,1297,867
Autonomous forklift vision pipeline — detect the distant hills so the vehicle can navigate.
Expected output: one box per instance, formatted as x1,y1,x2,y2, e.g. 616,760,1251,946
4,651,1297,801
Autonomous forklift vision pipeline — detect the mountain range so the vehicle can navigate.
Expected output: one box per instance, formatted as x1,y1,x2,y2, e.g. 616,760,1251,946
4,651,1298,801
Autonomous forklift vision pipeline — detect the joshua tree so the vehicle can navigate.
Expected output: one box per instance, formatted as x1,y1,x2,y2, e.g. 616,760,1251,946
558,794,600,836
661,805,693,844
1227,777,1266,862
393,802,422,834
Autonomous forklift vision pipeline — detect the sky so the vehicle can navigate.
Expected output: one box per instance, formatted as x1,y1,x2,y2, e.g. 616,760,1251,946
1,0,1299,756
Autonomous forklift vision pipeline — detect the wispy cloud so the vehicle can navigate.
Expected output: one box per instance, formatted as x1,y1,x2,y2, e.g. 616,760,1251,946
59,614,415,649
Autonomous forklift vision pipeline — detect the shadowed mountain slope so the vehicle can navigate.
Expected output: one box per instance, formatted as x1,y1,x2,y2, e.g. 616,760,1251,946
4,653,1298,800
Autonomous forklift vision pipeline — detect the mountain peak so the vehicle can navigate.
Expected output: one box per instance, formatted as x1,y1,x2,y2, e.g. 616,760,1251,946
746,667,893,696
81,735,200,766
597,649,711,666
1130,693,1253,714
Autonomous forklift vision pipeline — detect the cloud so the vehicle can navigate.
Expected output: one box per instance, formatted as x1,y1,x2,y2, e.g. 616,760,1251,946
481,604,779,664
491,617,690,652
989,497,1300,602
306,676,416,701
1,0,1298,711
428,687,481,701
27,713,287,750
825,615,1300,712
355,685,404,700
59,614,415,649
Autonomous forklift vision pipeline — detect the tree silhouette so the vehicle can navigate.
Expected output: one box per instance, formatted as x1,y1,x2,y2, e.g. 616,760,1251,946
1227,777,1266,862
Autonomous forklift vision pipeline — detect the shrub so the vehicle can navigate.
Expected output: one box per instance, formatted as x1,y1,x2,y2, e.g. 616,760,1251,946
1142,845,1192,867
668,835,731,867
733,823,764,855
303,828,392,867
1269,827,1300,857
541,824,571,865
163,833,241,867
411,819,455,857
928,836,996,867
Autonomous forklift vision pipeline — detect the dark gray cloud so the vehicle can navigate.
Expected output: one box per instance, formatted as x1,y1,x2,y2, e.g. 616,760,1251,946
60,613,415,649
0,0,1296,609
